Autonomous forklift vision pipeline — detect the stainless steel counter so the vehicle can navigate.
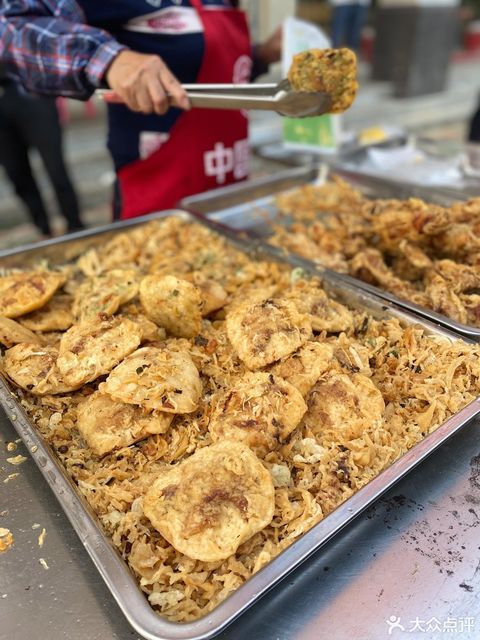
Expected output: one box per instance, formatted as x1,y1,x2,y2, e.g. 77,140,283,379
1,406,480,640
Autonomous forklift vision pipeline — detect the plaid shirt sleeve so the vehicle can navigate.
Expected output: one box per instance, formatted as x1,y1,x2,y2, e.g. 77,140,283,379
0,0,127,99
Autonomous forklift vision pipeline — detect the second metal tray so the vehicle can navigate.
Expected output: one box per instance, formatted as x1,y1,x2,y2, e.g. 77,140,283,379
181,165,480,340
1,211,480,640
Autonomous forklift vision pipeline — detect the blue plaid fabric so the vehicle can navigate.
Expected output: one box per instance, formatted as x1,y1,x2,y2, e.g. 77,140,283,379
0,0,126,98
0,0,247,170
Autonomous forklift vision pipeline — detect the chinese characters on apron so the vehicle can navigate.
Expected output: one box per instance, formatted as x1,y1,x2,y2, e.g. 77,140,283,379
118,0,251,219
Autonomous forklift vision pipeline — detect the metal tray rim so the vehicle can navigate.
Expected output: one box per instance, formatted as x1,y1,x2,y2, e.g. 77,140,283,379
2,212,480,640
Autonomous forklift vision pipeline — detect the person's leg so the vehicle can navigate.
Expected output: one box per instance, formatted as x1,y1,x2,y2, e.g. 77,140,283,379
332,6,350,48
112,177,122,221
0,110,52,235
347,4,369,52
19,95,85,232
468,104,480,142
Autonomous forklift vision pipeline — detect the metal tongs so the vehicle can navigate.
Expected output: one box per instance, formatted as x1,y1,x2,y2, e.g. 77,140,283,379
96,79,332,118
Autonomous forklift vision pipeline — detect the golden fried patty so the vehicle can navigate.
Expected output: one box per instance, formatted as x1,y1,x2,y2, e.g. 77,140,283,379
0,317,42,348
0,271,66,318
19,294,74,332
302,371,385,440
188,273,228,316
72,269,139,321
209,372,307,456
76,392,173,456
226,298,312,369
3,343,80,395
269,341,334,396
139,274,203,338
287,47,358,114
102,346,202,413
287,282,354,333
143,441,275,562
57,316,142,386
122,311,166,343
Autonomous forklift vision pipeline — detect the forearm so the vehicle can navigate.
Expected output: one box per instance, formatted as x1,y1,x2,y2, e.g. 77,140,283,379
251,46,270,81
251,27,282,81
0,0,126,99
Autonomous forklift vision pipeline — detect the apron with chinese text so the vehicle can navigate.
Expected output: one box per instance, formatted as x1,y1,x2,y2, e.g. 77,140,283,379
117,0,251,218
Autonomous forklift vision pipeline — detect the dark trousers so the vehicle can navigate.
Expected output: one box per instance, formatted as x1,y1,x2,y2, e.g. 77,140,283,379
332,4,368,51
0,83,83,235
468,104,480,143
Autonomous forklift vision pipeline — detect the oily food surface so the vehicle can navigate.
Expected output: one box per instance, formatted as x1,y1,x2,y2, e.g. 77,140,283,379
272,177,480,328
287,48,358,114
143,440,275,563
0,271,65,318
1,217,480,623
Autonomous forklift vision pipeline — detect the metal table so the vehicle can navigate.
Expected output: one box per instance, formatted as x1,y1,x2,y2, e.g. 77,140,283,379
1,406,479,640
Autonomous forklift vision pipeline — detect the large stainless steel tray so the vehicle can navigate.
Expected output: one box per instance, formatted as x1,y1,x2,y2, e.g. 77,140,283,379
1,211,480,640
181,165,480,340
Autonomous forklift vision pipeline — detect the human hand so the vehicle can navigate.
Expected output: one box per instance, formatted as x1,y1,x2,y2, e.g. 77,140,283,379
256,26,282,66
105,50,190,114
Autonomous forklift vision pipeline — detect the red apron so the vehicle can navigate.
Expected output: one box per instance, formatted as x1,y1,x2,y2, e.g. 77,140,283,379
118,0,251,219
